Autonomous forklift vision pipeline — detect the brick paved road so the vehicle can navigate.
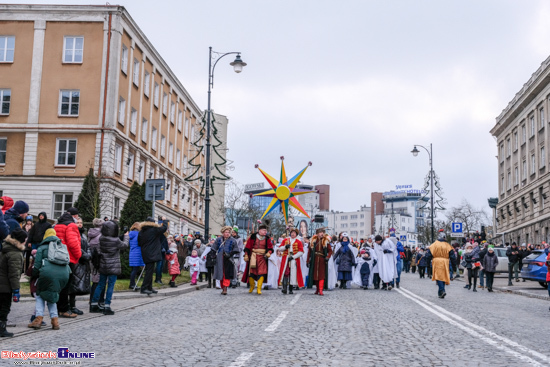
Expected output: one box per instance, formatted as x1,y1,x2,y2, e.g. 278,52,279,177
1,273,549,366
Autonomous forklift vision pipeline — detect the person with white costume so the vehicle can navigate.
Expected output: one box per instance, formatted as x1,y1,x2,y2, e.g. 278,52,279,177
353,237,376,288
300,237,309,288
277,228,305,294
331,234,342,288
266,239,283,289
373,234,397,290
327,236,338,290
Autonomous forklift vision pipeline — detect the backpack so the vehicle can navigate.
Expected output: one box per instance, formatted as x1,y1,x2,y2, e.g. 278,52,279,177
47,240,70,265
90,246,101,271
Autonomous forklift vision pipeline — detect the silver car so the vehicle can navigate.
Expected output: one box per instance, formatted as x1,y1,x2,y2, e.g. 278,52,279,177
458,247,509,273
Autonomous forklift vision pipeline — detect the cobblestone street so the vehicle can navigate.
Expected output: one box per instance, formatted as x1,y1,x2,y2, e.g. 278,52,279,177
1,273,549,366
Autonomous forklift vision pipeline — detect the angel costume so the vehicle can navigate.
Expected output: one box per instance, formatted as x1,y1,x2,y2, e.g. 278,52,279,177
374,237,398,290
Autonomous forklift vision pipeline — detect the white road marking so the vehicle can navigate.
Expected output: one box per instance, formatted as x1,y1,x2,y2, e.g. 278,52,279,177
290,293,301,305
228,352,254,367
264,311,289,332
397,288,546,366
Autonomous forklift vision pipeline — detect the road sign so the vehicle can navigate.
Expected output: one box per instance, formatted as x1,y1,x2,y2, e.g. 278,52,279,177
145,179,166,201
451,222,463,237
399,235,407,242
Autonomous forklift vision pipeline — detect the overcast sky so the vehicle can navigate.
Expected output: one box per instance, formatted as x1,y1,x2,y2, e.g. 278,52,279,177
7,0,550,215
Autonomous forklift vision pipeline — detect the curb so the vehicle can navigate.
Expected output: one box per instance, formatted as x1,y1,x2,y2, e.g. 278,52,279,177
453,276,549,301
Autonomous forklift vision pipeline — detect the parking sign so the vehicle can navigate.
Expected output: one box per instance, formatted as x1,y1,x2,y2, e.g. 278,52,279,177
451,222,463,237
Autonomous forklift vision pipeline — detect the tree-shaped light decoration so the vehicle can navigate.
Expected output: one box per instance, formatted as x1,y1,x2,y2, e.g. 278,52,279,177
254,157,315,225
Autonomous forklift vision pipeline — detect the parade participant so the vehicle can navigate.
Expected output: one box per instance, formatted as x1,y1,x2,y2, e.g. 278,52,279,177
232,226,244,286
266,246,281,290
359,249,374,289
374,234,397,290
353,243,376,288
166,243,180,288
307,228,333,295
327,235,338,290
278,228,305,294
426,229,454,299
300,236,309,287
242,224,274,295
333,233,356,289
372,235,383,289
213,226,239,295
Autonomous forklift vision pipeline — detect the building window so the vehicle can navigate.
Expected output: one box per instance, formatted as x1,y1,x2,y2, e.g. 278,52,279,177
506,138,511,157
540,146,545,168
127,152,134,180
149,166,155,179
522,160,527,181
160,135,166,157
178,110,183,132
0,89,10,115
540,108,545,129
540,187,545,210
63,36,83,63
52,193,73,219
118,97,125,125
514,166,518,186
530,116,535,137
501,176,504,194
168,142,173,163
176,149,181,170
138,160,145,184
507,172,511,190
500,144,504,162
0,137,6,164
341,215,348,220
144,71,150,97
0,36,15,62
121,45,128,74
59,90,80,116
113,197,120,219
114,143,122,173
170,102,175,123
351,215,358,219
514,131,518,151
185,118,189,138
141,118,148,143
162,93,168,116
531,154,536,174
360,222,365,227
341,223,348,228
350,223,358,228
130,108,137,135
132,58,139,86
153,82,159,107
56,139,77,166
151,128,157,151
522,125,526,144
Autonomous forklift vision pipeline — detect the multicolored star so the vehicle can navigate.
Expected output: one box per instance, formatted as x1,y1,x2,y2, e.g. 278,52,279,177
254,157,316,224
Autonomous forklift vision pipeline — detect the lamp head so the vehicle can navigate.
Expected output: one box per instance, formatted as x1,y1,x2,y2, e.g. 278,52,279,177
411,146,419,157
230,54,247,73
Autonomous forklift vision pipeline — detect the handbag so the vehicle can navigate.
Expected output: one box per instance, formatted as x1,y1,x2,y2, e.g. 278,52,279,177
473,262,481,268
460,260,467,268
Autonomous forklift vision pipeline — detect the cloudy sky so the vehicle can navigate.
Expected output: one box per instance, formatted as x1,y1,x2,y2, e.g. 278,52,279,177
8,0,550,214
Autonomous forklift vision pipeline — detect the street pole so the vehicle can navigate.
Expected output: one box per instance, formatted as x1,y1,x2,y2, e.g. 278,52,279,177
430,143,434,244
203,47,246,240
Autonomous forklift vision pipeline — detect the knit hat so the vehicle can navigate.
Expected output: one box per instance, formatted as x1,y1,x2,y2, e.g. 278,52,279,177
12,200,29,214
43,228,56,240
488,246,495,251
146,217,155,222
232,226,239,233
11,227,28,244
93,218,104,227
360,249,366,254
194,239,202,244
374,235,383,242
67,207,79,216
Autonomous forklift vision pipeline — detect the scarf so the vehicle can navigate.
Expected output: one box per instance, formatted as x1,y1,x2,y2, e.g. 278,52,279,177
341,241,350,254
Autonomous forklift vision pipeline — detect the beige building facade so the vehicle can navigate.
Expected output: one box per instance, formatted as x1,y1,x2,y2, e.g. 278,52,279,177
490,54,550,245
0,4,225,235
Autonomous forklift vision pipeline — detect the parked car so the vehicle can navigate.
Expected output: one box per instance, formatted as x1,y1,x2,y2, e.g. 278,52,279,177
520,250,548,289
458,247,508,273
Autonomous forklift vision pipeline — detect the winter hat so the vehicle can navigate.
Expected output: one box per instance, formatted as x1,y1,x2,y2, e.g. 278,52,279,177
11,227,28,244
374,235,383,242
67,207,79,216
92,218,104,227
232,226,239,233
169,243,177,251
194,239,202,244
360,249,366,254
43,228,56,240
221,225,232,234
12,200,29,214
146,217,155,222
488,246,495,252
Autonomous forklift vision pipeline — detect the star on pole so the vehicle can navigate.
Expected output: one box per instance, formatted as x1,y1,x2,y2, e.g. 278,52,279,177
254,157,316,225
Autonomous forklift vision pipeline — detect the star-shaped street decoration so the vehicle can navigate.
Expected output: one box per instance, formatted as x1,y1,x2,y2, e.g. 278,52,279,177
254,157,316,225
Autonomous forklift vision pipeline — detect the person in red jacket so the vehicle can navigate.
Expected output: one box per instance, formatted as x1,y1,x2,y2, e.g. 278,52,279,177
54,207,82,318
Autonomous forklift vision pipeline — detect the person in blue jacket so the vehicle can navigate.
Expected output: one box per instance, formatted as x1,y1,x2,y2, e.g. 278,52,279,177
394,239,405,288
128,222,144,290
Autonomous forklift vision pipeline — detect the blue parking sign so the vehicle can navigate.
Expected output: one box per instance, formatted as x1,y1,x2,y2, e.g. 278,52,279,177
451,222,463,234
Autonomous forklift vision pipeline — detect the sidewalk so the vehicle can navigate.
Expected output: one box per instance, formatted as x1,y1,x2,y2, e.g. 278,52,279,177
454,274,549,301
6,281,208,338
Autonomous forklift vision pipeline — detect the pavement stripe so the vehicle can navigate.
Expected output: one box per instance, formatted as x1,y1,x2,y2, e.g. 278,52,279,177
397,288,546,366
228,352,254,367
264,311,289,332
289,293,301,305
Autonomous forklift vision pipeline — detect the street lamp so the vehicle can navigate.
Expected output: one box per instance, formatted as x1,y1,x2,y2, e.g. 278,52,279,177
411,144,434,244
204,47,247,240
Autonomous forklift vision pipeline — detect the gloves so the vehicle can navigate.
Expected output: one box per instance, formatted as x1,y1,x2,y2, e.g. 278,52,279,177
325,257,330,261
170,260,175,265
224,253,231,259
383,250,392,254
285,244,290,249
12,289,20,303
288,255,294,261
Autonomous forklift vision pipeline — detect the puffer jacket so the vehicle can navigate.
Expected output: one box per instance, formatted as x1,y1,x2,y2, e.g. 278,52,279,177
416,252,428,267
1,196,13,214
88,227,102,283
481,251,499,273
0,210,9,245
137,221,168,264
32,236,71,303
28,212,52,244
334,244,356,272
463,251,477,269
98,221,129,275
0,235,25,293
54,212,81,264
129,230,144,267
165,251,180,275
70,234,91,295
3,208,24,233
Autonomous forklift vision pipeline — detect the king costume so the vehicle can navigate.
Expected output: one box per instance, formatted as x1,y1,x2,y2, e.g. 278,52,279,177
307,229,333,296
277,232,305,294
242,225,274,295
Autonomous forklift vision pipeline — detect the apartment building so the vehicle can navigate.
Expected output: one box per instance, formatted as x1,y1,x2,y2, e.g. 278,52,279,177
490,54,550,244
0,4,220,235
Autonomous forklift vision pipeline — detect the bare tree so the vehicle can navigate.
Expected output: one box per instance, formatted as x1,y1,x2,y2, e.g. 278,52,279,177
445,199,490,237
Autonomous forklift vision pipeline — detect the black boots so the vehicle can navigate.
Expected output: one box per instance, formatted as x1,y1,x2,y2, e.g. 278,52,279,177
289,285,294,294
89,304,102,313
169,281,177,288
282,278,288,294
0,321,13,337
103,306,114,315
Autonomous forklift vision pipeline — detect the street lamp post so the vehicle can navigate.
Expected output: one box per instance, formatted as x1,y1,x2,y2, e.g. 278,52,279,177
411,143,434,244
204,47,246,240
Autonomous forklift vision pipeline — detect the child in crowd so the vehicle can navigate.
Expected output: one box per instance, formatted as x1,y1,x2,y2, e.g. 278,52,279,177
359,249,372,290
187,250,200,285
165,244,180,288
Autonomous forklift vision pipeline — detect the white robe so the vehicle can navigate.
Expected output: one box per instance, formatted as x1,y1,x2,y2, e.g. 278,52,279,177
199,247,211,273
267,254,281,289
300,245,309,286
327,255,336,290
352,247,375,288
375,238,397,283
347,246,359,287
332,242,341,286
277,238,304,287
